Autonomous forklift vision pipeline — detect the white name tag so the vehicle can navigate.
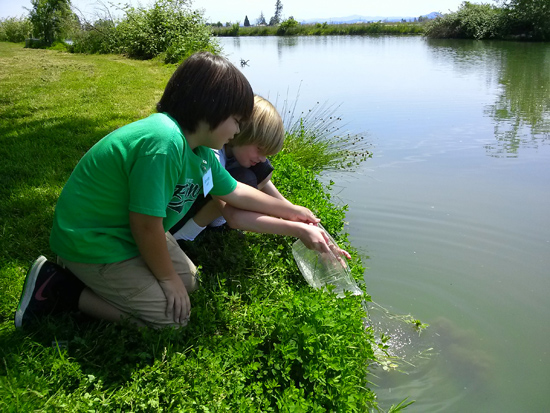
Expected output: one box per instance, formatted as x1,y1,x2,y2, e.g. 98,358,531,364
202,168,213,197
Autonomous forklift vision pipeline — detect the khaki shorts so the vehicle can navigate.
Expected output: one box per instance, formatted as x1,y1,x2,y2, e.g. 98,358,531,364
58,232,198,328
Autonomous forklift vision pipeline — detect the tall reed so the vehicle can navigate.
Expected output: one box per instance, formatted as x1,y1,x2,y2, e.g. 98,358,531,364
279,100,371,172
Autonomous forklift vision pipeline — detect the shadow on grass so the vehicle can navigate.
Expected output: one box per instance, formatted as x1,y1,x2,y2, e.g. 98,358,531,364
0,115,128,263
0,113,137,336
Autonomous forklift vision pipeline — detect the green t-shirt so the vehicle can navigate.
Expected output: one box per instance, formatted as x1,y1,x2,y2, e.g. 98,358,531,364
50,113,236,263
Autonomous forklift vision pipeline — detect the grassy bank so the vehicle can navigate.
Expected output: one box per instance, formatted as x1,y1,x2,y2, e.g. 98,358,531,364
0,42,387,411
213,22,425,37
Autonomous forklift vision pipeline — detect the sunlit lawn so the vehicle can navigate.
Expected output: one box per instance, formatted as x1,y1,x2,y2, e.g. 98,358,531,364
0,42,375,411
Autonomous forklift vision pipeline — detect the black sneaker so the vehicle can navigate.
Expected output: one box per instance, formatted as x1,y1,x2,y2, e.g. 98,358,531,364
14,256,68,328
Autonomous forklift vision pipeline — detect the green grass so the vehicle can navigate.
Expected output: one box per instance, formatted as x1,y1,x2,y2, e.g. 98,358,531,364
0,43,173,262
0,42,390,411
213,22,425,37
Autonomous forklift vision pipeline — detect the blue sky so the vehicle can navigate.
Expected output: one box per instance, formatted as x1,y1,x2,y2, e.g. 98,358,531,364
1,0,469,23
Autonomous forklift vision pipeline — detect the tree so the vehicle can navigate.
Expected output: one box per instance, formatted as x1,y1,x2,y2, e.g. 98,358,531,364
277,16,299,34
269,0,283,25
502,0,550,40
256,11,266,25
28,0,73,46
244,15,250,27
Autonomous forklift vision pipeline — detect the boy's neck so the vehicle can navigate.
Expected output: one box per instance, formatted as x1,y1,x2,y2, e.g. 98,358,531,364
183,122,209,149
184,121,219,150
225,145,233,157
183,130,199,150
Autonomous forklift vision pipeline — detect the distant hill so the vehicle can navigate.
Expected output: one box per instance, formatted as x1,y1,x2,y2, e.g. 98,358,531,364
300,12,442,24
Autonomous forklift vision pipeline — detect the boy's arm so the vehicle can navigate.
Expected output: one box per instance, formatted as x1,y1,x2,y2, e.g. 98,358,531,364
218,202,331,253
192,199,222,227
129,211,190,324
217,182,318,224
259,178,290,203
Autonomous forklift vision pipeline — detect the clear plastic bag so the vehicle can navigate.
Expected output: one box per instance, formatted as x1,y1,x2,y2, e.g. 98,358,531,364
292,224,362,298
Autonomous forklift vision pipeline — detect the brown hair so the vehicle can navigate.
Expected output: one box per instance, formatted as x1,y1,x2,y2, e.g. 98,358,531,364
230,95,285,155
157,52,254,133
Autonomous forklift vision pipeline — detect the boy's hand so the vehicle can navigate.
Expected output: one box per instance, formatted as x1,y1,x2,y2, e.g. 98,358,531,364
298,224,331,253
322,243,352,268
129,212,192,325
328,241,352,260
158,276,191,325
290,205,321,224
299,224,351,265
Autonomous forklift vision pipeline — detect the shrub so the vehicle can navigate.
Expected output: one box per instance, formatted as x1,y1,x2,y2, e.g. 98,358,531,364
70,0,219,63
276,17,300,35
425,1,504,39
0,17,32,42
70,19,118,54
115,0,218,62
24,38,45,48
227,22,240,36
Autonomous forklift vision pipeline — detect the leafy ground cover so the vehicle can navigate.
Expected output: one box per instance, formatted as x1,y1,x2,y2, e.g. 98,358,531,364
0,41,391,411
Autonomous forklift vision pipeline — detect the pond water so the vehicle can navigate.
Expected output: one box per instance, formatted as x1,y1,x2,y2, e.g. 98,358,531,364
219,36,550,412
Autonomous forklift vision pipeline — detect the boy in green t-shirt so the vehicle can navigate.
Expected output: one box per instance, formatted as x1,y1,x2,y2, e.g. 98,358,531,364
15,52,334,329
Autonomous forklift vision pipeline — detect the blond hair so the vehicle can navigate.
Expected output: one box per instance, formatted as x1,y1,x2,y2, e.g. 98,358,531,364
230,95,284,155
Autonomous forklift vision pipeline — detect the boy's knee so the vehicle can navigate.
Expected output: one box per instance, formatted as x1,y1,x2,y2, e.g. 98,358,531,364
129,284,195,329
147,316,190,330
185,273,199,293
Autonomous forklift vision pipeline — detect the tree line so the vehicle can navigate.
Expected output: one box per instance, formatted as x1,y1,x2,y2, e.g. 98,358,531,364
0,0,547,57
209,0,283,28
425,0,549,40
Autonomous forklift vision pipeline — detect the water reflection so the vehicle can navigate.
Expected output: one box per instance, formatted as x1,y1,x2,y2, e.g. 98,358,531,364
231,36,241,49
218,36,550,411
426,38,504,73
484,43,550,157
277,36,298,60
277,36,299,48
426,39,550,158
